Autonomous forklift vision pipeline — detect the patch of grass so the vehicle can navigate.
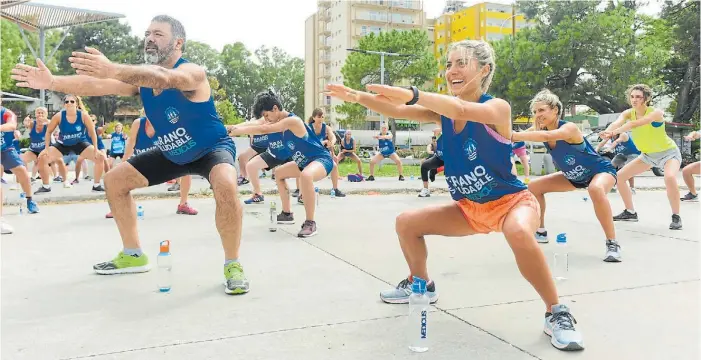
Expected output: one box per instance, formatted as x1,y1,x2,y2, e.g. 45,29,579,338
337,161,528,177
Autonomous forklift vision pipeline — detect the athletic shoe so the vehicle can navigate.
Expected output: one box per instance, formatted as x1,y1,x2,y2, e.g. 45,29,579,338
30,177,37,184
398,175,405,181
535,230,549,244
380,278,439,304
277,211,294,224
670,214,682,230
244,193,265,205
291,189,300,197
53,176,63,183
92,184,105,192
93,252,151,274
224,261,250,295
176,203,198,215
63,182,72,189
105,212,113,219
609,187,617,193
366,175,375,181
613,209,638,222
167,182,180,191
631,187,637,195
84,175,92,180
604,240,622,262
418,188,431,198
237,177,250,186
35,186,51,194
27,200,39,214
1,220,14,235
297,195,304,205
332,188,346,197
71,178,79,185
681,192,698,202
298,220,318,237
544,304,584,351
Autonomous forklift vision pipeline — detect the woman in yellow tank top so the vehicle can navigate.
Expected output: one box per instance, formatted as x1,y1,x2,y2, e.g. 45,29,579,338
601,84,683,230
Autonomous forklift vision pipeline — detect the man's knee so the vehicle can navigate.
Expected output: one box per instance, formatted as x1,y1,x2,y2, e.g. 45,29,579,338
395,210,418,235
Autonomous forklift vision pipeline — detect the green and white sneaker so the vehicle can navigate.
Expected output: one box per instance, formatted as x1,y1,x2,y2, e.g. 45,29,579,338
224,262,250,295
93,252,151,274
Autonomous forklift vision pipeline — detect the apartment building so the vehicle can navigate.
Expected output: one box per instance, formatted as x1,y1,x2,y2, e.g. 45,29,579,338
304,0,426,128
433,2,527,94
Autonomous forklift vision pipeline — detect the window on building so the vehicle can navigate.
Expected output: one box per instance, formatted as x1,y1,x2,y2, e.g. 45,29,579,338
486,33,504,41
486,18,509,27
361,25,367,35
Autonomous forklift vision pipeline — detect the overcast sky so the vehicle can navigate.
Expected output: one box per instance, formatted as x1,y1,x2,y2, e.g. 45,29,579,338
38,0,662,59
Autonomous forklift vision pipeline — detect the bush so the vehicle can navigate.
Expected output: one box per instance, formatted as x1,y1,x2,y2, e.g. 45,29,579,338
19,138,30,149
395,149,413,158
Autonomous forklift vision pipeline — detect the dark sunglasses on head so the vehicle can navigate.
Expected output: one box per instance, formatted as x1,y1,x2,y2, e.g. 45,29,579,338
65,100,75,104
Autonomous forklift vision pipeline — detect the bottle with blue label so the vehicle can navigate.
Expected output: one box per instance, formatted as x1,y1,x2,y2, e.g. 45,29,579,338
408,277,429,352
553,233,568,281
137,205,145,220
269,201,277,232
330,188,336,199
157,240,172,292
19,192,26,215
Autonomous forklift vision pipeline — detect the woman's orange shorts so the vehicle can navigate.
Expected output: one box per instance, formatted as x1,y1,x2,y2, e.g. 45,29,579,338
455,190,540,234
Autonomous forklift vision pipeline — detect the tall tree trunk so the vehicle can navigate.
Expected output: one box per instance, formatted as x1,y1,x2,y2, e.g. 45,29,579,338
674,58,700,123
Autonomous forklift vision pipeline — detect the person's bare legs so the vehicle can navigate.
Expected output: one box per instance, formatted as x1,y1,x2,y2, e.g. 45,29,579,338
586,173,617,240
104,163,149,248
274,162,301,213
662,159,681,215
209,163,242,261
351,153,363,174
527,172,577,228
330,157,340,189
519,154,530,178
246,155,267,196
74,157,84,180
616,158,652,211
389,153,404,176
78,147,105,187
46,147,68,183
237,148,256,180
369,153,383,177
10,165,33,198
179,175,192,205
299,161,331,220
682,161,700,195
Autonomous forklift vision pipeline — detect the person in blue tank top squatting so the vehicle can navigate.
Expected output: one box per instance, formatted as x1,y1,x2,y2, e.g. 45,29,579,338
107,122,127,170
512,90,621,263
417,127,443,198
600,84,684,230
510,140,531,184
236,120,270,186
336,129,363,176
66,97,99,185
326,40,584,351
0,99,40,235
12,15,250,294
306,108,346,200
228,90,336,238
680,129,700,202
21,107,53,194
366,123,405,182
595,130,640,193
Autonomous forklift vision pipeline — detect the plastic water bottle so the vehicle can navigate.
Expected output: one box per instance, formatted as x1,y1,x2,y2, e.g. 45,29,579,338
408,277,430,352
137,205,145,220
315,187,319,206
553,233,568,281
269,201,277,232
18,192,25,215
330,188,336,199
411,175,415,181
157,240,172,292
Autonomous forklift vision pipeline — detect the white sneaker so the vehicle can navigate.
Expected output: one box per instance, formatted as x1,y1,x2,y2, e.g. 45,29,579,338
418,188,431,198
1,221,14,235
63,182,72,188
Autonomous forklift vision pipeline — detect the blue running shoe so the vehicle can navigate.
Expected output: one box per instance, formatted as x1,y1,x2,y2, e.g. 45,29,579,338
380,278,439,304
27,199,39,214
544,304,584,351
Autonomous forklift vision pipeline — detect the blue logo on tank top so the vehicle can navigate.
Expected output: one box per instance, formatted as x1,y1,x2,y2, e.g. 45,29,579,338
564,155,576,166
165,107,180,124
446,165,499,201
464,139,478,161
287,140,295,151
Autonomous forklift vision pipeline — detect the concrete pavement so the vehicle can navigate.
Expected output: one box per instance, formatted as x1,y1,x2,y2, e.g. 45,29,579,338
1,190,699,359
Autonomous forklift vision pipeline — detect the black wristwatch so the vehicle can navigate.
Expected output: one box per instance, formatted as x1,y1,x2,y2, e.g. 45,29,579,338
406,85,419,105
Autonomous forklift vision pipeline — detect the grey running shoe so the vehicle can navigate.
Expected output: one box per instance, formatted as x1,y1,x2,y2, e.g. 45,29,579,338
333,188,346,197
681,192,698,202
92,184,105,192
535,230,549,244
380,278,438,304
35,186,51,194
604,240,621,262
613,209,638,222
167,182,180,191
298,220,317,238
291,189,300,197
277,211,294,224
670,214,682,230
544,304,584,351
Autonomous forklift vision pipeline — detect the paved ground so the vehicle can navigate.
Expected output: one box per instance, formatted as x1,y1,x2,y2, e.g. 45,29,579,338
1,187,699,359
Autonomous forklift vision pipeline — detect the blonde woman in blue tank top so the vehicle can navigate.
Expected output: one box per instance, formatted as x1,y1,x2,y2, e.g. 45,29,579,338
327,40,584,351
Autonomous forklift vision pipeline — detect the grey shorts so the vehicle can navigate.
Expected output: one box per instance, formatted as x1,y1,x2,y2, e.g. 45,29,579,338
612,153,638,169
639,147,682,168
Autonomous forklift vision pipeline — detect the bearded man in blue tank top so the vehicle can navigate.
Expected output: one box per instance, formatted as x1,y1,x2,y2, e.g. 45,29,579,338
12,15,249,295
229,90,335,238
327,40,584,351
513,90,621,263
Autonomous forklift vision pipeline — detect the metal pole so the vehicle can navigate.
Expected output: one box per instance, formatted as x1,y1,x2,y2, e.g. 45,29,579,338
39,28,46,106
380,53,385,126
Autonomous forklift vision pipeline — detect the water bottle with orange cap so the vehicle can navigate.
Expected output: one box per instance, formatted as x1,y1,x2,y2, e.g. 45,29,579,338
157,240,172,292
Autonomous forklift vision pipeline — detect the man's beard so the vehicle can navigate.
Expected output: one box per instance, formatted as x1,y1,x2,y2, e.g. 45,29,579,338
144,41,175,65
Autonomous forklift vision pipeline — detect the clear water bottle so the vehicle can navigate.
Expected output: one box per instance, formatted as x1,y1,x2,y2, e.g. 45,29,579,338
18,192,26,215
315,187,319,206
553,233,568,281
411,175,415,181
269,201,277,232
157,240,172,292
408,277,430,353
330,189,336,199
137,205,144,220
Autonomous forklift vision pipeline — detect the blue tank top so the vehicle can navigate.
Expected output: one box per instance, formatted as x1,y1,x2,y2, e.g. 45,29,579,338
111,132,126,153
512,141,526,149
97,136,105,150
29,121,47,152
309,122,328,142
441,94,526,203
378,134,394,156
139,57,234,165
1,107,15,151
435,135,444,159
613,134,641,156
58,110,87,146
283,118,332,168
265,112,296,160
133,118,159,155
251,134,269,149
544,120,615,183
342,137,354,150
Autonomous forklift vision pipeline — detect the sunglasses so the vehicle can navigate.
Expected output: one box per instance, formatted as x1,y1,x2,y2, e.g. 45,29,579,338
65,100,76,104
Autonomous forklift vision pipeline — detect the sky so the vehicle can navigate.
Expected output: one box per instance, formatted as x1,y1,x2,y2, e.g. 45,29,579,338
37,0,662,59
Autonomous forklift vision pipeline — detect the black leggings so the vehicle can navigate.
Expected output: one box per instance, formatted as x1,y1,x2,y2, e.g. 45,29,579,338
421,155,444,182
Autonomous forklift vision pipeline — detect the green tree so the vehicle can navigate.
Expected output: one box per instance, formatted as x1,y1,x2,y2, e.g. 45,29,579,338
209,76,242,125
660,0,699,123
217,42,262,120
337,29,437,141
185,40,220,75
255,46,305,117
493,1,672,116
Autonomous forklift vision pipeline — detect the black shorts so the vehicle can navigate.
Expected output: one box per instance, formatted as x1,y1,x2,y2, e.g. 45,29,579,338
109,152,124,159
567,169,618,189
30,150,41,157
251,145,267,154
53,141,91,156
259,151,292,171
128,146,236,186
